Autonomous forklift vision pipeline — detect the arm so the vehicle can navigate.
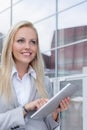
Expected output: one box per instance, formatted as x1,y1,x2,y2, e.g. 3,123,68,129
44,97,70,130
0,107,25,130
44,113,60,130
44,76,70,129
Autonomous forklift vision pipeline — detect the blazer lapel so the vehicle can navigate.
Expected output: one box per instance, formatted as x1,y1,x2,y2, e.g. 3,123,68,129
28,76,39,102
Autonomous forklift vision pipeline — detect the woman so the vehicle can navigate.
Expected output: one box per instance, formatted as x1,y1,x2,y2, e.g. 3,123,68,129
0,20,70,130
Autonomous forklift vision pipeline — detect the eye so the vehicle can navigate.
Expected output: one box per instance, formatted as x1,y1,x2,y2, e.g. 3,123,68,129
17,38,25,44
30,40,37,45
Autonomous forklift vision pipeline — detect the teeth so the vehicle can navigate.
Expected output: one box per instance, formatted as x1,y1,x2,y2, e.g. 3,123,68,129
23,52,31,56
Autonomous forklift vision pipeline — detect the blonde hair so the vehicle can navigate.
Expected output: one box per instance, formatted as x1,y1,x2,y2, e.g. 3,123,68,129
0,20,47,101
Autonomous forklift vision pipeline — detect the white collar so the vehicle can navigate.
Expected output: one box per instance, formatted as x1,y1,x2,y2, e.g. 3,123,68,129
11,65,36,79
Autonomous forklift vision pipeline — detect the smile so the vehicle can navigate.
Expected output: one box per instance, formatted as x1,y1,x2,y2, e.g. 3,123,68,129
22,52,32,56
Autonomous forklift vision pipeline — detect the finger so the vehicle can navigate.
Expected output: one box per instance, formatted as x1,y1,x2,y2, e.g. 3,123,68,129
36,98,48,109
64,97,70,107
59,99,70,111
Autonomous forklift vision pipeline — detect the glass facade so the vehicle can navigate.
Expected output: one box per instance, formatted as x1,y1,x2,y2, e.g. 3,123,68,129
0,0,87,130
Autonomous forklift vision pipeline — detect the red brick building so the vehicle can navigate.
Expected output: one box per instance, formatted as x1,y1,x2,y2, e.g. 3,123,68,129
43,26,87,75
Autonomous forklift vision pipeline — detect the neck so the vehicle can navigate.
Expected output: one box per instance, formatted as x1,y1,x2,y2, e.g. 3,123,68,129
15,63,29,79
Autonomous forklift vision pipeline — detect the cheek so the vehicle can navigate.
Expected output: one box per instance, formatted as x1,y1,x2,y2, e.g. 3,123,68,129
12,44,19,58
34,47,38,57
32,45,37,53
12,49,17,60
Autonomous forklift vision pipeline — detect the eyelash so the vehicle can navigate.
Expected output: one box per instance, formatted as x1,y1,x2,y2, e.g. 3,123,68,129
17,39,24,43
30,40,36,44
16,39,37,45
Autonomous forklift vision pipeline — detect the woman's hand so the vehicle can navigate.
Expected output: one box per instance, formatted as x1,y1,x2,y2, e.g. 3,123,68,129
52,97,70,121
23,97,70,119
24,98,48,112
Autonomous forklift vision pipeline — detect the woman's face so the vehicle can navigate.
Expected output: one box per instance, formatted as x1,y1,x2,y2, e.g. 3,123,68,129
12,27,38,66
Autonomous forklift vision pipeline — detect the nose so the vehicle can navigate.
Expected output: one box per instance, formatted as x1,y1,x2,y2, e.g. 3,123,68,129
25,41,30,49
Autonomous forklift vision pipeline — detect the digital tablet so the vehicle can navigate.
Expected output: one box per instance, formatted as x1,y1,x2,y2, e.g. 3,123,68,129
30,83,78,119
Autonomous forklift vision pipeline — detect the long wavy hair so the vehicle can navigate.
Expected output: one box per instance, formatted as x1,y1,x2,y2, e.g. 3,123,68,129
0,20,47,102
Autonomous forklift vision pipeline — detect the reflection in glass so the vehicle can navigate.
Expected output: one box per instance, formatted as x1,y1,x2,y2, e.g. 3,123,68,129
60,80,83,130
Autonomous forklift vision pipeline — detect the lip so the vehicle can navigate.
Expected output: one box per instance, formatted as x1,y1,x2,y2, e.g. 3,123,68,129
22,52,32,56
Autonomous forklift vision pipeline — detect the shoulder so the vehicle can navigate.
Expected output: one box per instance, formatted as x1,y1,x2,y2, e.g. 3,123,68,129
44,76,50,83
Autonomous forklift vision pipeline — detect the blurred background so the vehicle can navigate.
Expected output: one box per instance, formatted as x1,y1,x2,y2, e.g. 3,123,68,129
0,0,87,130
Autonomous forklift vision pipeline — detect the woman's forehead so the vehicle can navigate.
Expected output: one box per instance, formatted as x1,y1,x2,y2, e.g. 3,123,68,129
14,27,37,39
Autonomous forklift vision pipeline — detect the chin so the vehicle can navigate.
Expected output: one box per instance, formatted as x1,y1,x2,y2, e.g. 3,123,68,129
22,60,32,64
